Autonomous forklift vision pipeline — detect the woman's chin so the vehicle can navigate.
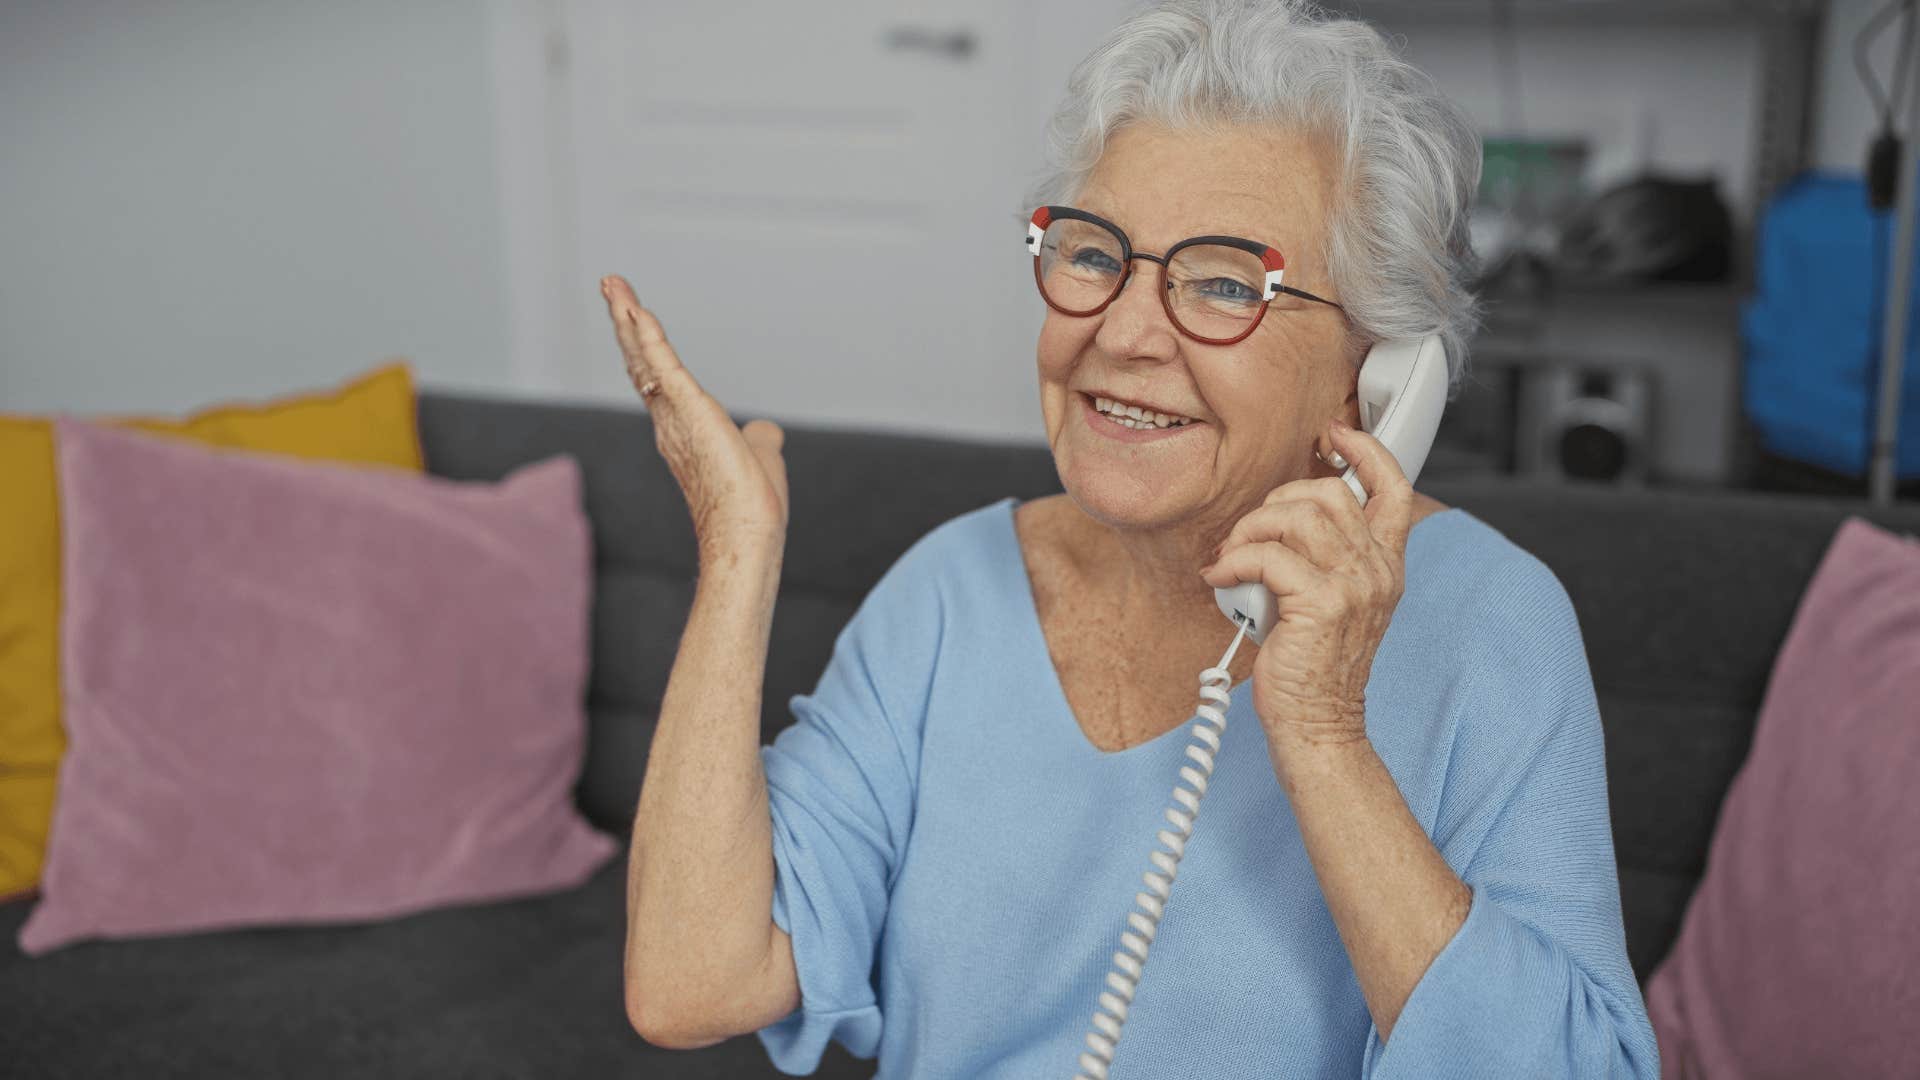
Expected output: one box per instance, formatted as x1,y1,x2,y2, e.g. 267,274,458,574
1058,469,1205,530
1048,411,1223,527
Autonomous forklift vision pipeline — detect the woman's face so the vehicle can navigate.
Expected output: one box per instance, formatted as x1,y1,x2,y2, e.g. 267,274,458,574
1036,121,1359,537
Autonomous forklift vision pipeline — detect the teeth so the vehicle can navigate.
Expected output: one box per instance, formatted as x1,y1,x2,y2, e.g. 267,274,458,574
1094,396,1193,429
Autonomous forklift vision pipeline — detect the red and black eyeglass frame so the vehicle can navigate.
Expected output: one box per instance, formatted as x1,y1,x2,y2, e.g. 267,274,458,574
1024,205,1344,346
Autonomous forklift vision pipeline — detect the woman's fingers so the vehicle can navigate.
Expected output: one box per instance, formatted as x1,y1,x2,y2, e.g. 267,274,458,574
1325,420,1414,556
600,275,688,401
1199,539,1326,596
741,418,790,512
598,275,727,464
595,273,792,549
1225,487,1366,568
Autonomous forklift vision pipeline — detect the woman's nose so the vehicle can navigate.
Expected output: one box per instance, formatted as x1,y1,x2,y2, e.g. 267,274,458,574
1094,261,1180,355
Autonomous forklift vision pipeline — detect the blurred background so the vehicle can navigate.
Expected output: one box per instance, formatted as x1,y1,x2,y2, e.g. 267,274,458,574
2,0,1913,499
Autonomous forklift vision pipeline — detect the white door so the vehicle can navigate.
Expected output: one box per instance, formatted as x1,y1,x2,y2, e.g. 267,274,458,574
551,0,1022,439
494,0,1148,443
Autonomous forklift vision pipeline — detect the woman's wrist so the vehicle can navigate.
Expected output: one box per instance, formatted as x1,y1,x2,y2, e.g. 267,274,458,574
1259,697,1370,764
699,532,785,576
1265,723,1375,795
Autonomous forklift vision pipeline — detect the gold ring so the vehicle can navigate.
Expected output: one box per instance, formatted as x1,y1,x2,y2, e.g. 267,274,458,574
639,379,661,399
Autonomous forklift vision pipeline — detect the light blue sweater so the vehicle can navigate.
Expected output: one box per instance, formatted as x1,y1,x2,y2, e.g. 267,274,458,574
756,497,1658,1078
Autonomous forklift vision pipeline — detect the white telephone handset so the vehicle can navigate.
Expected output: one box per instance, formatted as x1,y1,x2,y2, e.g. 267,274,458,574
1211,335,1450,645
1072,335,1448,1080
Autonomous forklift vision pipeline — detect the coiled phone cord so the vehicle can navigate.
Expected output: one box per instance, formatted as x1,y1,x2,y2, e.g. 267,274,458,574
1072,617,1252,1080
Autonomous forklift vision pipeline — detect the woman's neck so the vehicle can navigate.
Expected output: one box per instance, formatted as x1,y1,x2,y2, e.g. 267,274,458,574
1030,488,1448,672
1048,495,1259,666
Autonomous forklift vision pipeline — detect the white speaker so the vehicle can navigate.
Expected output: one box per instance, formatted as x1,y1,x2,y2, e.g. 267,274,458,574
1516,365,1656,484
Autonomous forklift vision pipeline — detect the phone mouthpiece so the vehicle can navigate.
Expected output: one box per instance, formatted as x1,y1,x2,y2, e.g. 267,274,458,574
1214,582,1275,646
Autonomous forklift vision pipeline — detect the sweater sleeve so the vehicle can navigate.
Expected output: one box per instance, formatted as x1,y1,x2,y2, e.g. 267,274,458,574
753,540,943,1075
1361,557,1660,1080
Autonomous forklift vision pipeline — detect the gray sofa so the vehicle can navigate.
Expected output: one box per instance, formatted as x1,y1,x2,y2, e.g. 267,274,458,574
5,388,1918,1078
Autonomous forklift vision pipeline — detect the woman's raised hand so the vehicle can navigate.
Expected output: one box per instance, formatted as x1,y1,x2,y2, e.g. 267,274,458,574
600,274,790,560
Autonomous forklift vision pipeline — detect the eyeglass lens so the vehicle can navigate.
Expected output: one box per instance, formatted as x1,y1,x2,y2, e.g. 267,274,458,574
1035,217,1269,342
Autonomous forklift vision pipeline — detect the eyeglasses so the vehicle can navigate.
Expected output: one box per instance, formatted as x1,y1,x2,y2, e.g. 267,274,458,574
1024,206,1343,346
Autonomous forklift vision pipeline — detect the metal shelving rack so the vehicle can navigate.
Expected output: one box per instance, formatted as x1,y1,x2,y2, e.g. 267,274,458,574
1332,0,1828,269
1329,0,1835,491
1873,4,1918,504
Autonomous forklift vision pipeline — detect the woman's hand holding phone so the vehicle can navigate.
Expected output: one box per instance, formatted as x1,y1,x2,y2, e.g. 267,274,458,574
1198,420,1416,754
600,274,790,562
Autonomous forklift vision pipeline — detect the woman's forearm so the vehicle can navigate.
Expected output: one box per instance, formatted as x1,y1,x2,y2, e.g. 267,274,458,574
625,540,787,1035
1268,730,1471,1043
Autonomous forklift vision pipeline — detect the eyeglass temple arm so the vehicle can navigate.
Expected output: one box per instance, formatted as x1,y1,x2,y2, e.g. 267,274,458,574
1272,283,1343,310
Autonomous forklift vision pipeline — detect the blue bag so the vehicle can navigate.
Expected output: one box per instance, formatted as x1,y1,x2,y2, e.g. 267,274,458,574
1743,173,1920,477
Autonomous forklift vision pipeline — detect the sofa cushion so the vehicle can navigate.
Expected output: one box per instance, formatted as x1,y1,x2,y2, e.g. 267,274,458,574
0,363,425,901
0,854,874,1079
1646,518,1920,1078
18,422,614,956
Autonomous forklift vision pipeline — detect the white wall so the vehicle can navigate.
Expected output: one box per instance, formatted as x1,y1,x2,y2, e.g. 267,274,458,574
1379,4,1883,211
0,0,514,415
1382,16,1763,219
0,1,1880,423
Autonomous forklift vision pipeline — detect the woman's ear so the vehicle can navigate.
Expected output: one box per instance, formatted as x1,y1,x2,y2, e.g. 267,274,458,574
1341,337,1374,428
1339,375,1363,431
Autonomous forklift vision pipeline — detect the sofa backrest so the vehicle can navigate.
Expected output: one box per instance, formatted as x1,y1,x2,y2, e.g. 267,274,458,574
417,390,1920,983
1416,478,1920,980
416,390,1062,822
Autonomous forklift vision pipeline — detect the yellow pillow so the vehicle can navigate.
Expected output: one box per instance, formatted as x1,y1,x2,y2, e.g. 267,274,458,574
0,362,425,899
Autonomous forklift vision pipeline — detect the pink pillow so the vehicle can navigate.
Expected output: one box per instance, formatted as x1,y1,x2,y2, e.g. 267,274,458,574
1646,517,1920,1077
19,421,617,956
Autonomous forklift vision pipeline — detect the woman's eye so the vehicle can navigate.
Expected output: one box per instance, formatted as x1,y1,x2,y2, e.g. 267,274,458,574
1200,277,1259,304
1071,249,1123,273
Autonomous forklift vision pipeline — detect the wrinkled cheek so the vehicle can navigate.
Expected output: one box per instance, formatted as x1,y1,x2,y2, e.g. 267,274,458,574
1035,312,1093,379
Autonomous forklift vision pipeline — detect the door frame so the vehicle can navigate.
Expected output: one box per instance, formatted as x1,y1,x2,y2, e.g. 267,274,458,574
486,0,588,397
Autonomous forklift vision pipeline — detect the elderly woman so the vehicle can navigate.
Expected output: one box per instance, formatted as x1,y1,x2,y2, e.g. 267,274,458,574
614,1,1656,1076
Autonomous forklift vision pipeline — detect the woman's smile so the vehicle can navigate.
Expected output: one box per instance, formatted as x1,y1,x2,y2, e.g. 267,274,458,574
1077,391,1207,444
